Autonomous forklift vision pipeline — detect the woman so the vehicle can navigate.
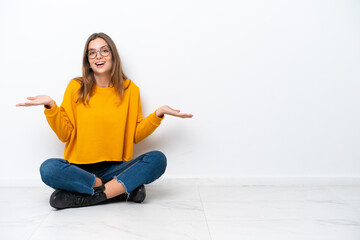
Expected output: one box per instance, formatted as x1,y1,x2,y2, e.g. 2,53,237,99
16,32,193,209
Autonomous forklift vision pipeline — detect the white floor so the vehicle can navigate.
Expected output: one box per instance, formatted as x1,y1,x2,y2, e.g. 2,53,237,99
1,181,360,240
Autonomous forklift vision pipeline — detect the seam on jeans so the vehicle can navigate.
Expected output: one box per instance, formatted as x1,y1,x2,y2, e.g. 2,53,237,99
101,157,144,180
111,155,148,193
113,156,145,179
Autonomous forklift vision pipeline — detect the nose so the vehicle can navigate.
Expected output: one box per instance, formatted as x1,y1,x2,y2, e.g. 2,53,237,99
96,50,103,59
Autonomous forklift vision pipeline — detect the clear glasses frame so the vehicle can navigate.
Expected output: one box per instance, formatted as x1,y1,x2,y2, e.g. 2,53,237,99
87,46,111,59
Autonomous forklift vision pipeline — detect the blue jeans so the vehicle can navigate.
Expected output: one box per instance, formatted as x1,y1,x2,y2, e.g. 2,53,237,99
39,151,167,195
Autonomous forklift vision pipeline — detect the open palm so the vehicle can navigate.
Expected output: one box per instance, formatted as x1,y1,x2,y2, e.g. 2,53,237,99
156,105,193,118
16,95,54,108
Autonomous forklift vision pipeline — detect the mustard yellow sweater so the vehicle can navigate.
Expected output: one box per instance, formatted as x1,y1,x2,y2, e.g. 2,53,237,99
44,79,164,164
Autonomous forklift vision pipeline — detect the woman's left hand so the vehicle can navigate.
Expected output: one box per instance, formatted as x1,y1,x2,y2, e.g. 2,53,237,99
156,105,193,118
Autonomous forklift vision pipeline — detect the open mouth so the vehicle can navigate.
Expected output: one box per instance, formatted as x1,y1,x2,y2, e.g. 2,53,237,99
95,62,105,67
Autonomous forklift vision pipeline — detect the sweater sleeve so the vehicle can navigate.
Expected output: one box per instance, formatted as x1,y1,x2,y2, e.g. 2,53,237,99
44,81,76,143
134,93,164,144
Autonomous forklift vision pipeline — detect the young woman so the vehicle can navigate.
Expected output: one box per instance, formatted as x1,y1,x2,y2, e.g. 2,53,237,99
16,32,193,209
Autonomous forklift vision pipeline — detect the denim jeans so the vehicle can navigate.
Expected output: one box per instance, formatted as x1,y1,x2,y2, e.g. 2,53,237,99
39,151,167,195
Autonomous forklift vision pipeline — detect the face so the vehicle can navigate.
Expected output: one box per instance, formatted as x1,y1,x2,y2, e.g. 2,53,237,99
87,38,113,76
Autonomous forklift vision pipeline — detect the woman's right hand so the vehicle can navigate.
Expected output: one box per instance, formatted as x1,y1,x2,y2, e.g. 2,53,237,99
16,95,55,109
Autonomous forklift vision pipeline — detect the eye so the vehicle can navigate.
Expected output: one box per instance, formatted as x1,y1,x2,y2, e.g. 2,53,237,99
101,47,110,53
88,51,96,56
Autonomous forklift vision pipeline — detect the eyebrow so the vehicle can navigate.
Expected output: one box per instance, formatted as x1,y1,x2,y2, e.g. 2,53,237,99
88,45,109,51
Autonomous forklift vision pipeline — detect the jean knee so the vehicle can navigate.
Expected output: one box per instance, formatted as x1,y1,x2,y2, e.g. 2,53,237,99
148,151,167,173
39,158,66,185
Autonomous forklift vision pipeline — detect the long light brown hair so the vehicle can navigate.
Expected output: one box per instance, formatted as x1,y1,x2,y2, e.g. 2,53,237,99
75,32,128,104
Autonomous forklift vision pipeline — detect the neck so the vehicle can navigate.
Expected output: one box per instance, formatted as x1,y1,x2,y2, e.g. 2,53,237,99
94,73,112,87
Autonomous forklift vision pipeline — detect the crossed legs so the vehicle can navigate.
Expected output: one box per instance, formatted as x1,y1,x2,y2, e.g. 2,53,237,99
40,151,167,208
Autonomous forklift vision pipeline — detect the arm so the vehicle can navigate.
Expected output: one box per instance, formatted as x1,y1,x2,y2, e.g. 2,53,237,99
44,103,74,142
134,98,164,144
134,105,193,143
127,82,193,143
16,82,77,143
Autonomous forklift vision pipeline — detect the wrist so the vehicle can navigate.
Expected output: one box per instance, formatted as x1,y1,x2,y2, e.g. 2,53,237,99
155,108,164,118
45,100,55,109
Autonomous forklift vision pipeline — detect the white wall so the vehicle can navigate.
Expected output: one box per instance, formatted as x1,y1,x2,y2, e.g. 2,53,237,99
1,0,360,186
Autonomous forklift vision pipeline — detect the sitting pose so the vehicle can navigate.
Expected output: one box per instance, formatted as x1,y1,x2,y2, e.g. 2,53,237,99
16,32,193,209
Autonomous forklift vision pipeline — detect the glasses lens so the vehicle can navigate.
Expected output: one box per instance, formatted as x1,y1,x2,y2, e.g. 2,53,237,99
88,50,97,59
100,46,111,57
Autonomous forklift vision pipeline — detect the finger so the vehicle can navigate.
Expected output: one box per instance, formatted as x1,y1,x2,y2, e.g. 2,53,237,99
167,111,181,116
18,101,41,107
27,96,37,100
16,103,33,107
164,109,180,115
173,112,193,118
165,106,180,112
180,114,193,118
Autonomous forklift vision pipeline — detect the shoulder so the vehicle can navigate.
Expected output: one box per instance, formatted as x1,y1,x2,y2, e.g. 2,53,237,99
124,79,139,92
69,77,82,89
63,78,82,94
61,78,82,102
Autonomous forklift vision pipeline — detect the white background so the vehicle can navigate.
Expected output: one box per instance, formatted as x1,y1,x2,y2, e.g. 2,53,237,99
1,0,359,186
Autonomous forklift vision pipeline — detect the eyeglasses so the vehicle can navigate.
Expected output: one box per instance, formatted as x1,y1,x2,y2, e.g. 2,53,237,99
87,46,111,59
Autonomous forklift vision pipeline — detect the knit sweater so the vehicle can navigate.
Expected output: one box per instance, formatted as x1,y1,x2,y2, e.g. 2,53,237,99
44,79,163,164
